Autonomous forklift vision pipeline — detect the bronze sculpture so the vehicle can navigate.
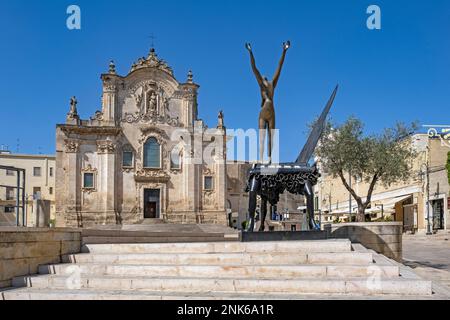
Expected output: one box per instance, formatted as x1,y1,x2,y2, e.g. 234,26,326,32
246,86,339,232
245,41,290,164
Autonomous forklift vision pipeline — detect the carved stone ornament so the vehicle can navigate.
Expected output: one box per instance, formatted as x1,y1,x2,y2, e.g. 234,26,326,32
97,141,116,154
130,48,174,76
203,167,214,176
123,112,179,126
124,82,179,126
81,187,96,195
91,110,104,121
135,166,170,182
65,140,80,153
81,164,97,173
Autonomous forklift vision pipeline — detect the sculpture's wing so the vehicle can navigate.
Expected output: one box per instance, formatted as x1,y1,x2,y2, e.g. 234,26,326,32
295,85,339,164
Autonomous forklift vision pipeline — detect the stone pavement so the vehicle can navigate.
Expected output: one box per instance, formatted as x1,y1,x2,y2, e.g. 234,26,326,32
402,231,450,295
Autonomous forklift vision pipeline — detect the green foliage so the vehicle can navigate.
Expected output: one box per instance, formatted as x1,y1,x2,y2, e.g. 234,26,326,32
316,116,417,221
446,152,450,185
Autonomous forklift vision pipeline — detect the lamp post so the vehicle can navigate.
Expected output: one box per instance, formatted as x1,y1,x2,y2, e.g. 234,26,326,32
421,152,433,235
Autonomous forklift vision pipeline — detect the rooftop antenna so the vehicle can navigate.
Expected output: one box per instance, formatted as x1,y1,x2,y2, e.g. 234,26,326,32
38,146,42,155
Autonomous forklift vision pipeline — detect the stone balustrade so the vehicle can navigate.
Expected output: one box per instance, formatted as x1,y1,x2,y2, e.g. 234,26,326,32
324,222,403,262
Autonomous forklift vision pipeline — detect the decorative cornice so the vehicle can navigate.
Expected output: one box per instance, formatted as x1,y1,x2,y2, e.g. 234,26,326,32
59,125,121,136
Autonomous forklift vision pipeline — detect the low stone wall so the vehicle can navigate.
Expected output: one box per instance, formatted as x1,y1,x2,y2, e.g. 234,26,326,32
0,227,82,288
324,222,403,262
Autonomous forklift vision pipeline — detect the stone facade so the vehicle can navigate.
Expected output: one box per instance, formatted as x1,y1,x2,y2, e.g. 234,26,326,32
56,49,227,227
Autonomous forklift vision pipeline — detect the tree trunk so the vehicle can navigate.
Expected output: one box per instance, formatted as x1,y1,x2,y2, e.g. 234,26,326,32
356,204,366,222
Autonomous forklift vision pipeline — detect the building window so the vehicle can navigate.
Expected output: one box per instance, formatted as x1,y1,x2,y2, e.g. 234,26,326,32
49,167,54,177
122,151,134,168
33,167,41,177
143,138,161,168
6,170,14,176
170,151,181,170
5,206,14,213
83,173,95,189
33,187,41,200
49,187,53,195
204,176,214,191
6,187,14,200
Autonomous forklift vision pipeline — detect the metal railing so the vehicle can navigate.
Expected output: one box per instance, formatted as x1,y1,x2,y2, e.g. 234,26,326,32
0,165,26,227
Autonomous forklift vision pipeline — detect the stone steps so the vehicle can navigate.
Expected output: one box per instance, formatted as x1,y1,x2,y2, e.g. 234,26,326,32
80,227,240,245
1,288,435,300
82,235,237,245
62,252,374,265
10,275,431,296
36,263,399,279
81,240,352,254
1,239,434,299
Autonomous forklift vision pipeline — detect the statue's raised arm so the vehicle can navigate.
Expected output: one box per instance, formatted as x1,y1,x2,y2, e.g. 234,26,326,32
272,41,290,88
246,43,264,87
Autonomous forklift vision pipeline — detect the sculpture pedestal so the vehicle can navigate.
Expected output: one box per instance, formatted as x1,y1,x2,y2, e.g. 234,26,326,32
240,230,328,242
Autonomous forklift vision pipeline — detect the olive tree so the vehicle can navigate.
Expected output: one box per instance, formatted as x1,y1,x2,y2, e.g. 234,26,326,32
315,117,417,222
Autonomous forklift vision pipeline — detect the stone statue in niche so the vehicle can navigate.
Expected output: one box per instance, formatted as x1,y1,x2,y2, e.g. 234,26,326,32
147,91,157,113
163,97,170,116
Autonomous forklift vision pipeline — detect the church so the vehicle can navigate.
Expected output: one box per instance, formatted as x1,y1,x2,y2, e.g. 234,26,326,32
55,48,228,227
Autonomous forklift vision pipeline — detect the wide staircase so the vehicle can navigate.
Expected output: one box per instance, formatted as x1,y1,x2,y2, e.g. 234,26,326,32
1,239,432,299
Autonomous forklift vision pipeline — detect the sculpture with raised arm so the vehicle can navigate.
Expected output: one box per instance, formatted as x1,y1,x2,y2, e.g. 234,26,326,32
245,41,290,164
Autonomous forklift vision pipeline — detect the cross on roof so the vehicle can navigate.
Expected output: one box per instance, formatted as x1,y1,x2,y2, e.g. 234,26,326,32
149,33,157,49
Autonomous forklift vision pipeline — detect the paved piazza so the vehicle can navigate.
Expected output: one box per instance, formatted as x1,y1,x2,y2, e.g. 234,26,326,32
403,232,450,292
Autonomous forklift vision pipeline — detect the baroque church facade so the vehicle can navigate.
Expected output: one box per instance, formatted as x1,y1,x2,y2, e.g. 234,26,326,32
55,48,228,227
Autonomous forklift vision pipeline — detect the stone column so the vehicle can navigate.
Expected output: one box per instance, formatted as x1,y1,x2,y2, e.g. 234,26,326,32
97,140,117,224
101,73,119,125
214,130,227,225
65,140,80,227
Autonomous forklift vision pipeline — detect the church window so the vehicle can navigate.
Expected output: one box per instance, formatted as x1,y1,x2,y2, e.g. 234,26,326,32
83,173,94,189
170,150,181,170
204,176,214,191
122,150,134,168
143,138,161,168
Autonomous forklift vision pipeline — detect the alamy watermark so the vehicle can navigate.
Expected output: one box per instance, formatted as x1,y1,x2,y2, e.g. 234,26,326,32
367,5,381,30
168,127,280,166
67,5,81,30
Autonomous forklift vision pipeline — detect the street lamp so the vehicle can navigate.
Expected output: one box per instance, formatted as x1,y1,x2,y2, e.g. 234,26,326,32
421,160,433,236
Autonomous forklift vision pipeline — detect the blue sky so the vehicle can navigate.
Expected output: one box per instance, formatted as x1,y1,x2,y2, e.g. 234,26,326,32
0,0,449,161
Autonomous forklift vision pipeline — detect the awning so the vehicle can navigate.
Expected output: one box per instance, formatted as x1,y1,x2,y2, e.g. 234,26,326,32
372,194,412,209
329,195,412,215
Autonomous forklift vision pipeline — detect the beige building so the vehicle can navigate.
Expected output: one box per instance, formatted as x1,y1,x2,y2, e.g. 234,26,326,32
56,48,228,228
315,134,450,233
0,150,56,226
